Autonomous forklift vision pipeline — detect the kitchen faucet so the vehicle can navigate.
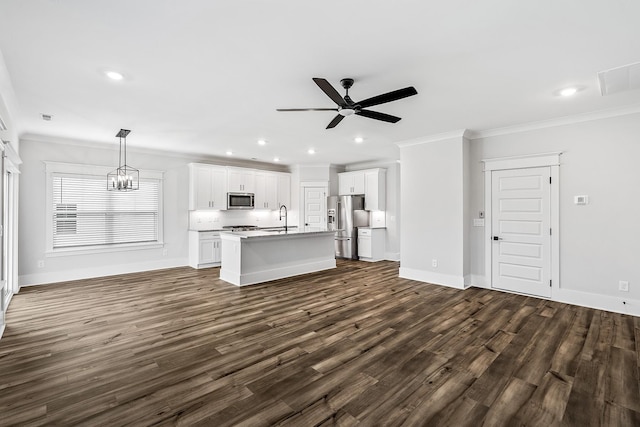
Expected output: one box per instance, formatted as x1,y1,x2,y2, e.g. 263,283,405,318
279,204,288,232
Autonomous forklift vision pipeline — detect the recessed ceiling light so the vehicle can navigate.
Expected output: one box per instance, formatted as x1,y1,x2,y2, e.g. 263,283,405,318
308,149,315,155
559,87,578,97
257,139,266,146
354,137,364,143
41,113,53,121
225,150,233,156
273,157,280,162
105,71,124,81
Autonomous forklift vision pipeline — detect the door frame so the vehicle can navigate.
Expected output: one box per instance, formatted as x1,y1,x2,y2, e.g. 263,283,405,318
482,152,561,296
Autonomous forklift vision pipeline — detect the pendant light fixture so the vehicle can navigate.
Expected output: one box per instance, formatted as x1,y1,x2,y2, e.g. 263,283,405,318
107,129,139,191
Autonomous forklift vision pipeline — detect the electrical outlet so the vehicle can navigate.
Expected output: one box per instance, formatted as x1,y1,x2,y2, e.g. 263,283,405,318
619,281,629,292
432,259,438,268
37,260,45,268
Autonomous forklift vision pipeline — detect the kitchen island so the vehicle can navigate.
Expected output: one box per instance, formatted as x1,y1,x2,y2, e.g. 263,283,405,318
219,229,336,286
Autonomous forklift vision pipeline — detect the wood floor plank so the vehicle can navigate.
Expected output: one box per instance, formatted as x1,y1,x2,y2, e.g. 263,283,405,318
0,260,638,425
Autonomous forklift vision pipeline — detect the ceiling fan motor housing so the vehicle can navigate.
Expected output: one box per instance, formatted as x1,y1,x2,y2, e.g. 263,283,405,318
340,78,354,90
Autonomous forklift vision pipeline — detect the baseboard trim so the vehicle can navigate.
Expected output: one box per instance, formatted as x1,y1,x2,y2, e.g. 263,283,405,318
220,259,336,287
19,257,189,287
467,274,639,317
399,267,465,289
0,322,5,340
470,274,489,289
384,252,400,262
554,287,640,317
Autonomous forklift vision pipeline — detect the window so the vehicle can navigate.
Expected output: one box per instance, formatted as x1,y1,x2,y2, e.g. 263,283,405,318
46,163,163,253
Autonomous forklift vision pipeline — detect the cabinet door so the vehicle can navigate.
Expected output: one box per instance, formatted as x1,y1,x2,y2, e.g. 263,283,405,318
339,171,365,195
193,166,213,210
199,239,216,264
254,173,267,209
227,169,244,192
358,236,372,258
190,164,228,210
277,173,291,209
255,172,278,209
240,170,255,193
264,174,277,209
338,173,353,195
352,172,365,194
212,239,221,263
228,168,255,193
364,169,386,211
211,167,228,209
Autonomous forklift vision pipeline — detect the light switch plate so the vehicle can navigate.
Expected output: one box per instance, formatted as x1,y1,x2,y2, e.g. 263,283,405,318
574,195,589,205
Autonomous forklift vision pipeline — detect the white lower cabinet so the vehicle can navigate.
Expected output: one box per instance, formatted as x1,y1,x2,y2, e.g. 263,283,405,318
357,228,385,262
189,231,221,268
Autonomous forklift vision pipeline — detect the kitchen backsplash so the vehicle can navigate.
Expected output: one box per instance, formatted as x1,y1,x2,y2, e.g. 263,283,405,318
189,210,288,230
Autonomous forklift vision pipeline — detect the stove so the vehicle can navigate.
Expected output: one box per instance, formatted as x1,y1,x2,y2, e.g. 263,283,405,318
222,225,259,232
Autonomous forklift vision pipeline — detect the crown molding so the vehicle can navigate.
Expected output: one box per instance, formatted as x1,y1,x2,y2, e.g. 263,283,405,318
396,129,471,148
469,103,640,140
345,159,398,170
20,133,289,172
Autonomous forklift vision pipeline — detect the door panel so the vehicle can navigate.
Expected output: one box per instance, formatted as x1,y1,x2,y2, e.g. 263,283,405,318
492,167,551,297
304,187,326,232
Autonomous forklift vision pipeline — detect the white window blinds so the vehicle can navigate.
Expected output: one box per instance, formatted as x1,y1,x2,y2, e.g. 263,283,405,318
52,173,160,249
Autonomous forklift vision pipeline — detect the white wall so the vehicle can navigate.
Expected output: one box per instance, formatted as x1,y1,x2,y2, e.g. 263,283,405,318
469,113,640,313
399,135,468,287
18,136,289,286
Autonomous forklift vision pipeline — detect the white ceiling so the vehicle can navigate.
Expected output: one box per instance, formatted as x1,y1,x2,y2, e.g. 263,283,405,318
1,0,640,166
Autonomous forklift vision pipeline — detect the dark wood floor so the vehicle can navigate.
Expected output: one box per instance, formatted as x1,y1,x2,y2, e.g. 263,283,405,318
1,260,639,426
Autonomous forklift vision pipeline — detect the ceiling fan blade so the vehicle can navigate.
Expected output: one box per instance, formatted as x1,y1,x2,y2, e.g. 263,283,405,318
357,86,417,109
276,108,338,112
313,78,346,107
356,109,402,123
326,114,345,129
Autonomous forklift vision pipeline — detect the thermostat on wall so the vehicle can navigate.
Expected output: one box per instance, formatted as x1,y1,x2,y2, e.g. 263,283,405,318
574,195,589,205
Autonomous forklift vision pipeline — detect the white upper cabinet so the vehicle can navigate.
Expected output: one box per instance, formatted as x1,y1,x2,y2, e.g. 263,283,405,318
254,172,278,210
338,168,386,211
227,167,255,193
190,164,290,211
364,169,386,211
276,173,291,209
189,163,228,210
338,171,365,195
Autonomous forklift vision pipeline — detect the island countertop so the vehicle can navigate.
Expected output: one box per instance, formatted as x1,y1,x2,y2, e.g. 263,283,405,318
220,229,335,239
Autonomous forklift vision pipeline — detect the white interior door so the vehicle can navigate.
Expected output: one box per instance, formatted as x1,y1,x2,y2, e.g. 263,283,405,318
491,167,551,298
304,187,326,232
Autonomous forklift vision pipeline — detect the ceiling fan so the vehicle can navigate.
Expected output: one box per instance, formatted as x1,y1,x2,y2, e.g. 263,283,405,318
277,78,418,129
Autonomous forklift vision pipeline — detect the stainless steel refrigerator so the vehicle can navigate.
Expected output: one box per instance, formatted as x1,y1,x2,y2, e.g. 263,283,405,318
327,195,369,259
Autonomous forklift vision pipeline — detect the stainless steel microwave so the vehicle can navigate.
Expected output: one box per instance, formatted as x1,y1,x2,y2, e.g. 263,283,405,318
227,192,255,210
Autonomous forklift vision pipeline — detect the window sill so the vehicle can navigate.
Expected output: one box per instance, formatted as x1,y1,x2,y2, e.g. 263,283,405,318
46,242,165,257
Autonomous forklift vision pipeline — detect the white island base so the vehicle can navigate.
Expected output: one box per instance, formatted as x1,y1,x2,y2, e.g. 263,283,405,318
219,230,336,286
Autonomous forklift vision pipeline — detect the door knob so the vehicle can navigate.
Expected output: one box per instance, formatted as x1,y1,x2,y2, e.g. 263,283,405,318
493,236,502,241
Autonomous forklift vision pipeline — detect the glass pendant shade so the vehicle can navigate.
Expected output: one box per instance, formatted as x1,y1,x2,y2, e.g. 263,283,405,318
108,129,139,191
